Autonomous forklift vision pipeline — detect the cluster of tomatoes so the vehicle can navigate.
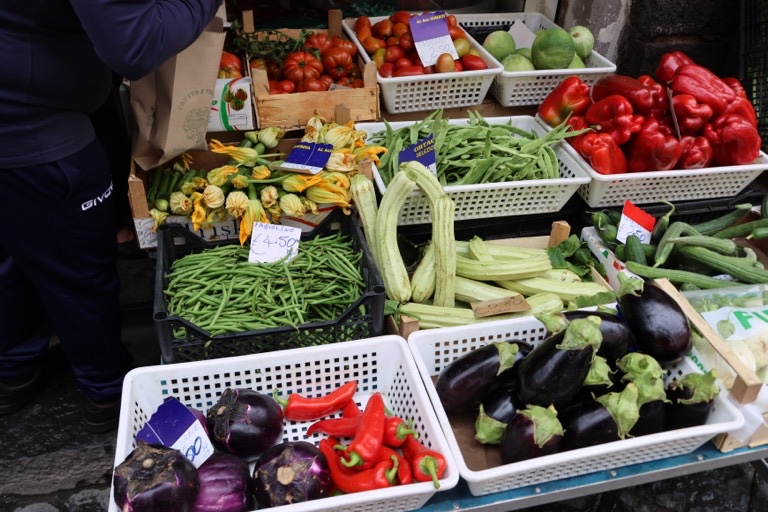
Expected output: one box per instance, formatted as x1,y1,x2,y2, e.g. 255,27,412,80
250,33,365,95
353,11,488,78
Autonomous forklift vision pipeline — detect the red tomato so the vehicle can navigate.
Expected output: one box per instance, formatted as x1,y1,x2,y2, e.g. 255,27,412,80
453,37,470,57
394,57,414,70
373,19,394,39
297,77,327,92
372,47,386,69
384,45,407,63
435,53,456,73
386,36,400,47
393,65,425,77
362,36,386,55
390,10,411,26
282,51,323,84
448,25,466,40
393,22,410,38
278,79,295,93
322,47,355,79
304,33,332,54
268,79,284,95
318,75,334,90
379,62,395,78
331,36,357,58
446,14,458,27
423,65,435,74
399,33,414,52
454,60,463,72
219,51,243,78
459,54,487,71
354,16,371,33
356,26,372,44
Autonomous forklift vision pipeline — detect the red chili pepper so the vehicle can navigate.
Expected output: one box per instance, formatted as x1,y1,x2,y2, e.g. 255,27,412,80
378,444,413,485
626,117,682,172
671,94,713,136
537,75,592,127
319,436,395,494
669,63,736,115
342,400,363,418
585,94,645,145
678,135,714,169
383,415,418,448
580,132,627,175
591,74,656,117
306,416,359,438
703,113,763,166
275,380,357,421
401,434,447,489
654,50,695,83
341,392,386,468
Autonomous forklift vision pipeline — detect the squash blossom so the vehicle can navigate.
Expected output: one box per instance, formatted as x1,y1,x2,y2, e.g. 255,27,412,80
209,139,263,164
171,152,193,172
282,173,325,193
279,193,306,217
320,122,355,149
305,183,352,213
204,207,227,228
353,144,388,165
300,196,319,215
229,173,249,189
250,165,271,180
260,185,279,208
325,149,357,172
258,126,287,149
189,191,208,231
266,203,283,223
301,114,328,143
207,165,239,187
169,191,193,215
149,208,168,232
225,190,250,219
153,198,169,212
239,197,268,246
320,171,351,189
202,184,226,209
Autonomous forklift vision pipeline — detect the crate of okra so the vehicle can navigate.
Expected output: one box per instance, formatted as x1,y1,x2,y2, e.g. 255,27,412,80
153,212,386,363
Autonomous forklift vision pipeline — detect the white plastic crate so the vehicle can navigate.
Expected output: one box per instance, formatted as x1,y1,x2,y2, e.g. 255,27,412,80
356,115,591,225
341,16,502,114
456,12,617,107
407,316,745,496
109,335,459,512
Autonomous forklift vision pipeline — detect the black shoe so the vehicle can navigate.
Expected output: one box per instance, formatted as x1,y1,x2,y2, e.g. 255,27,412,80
0,370,44,415
81,397,121,433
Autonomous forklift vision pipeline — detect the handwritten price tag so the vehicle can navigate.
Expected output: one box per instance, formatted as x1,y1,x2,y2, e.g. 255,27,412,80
399,134,437,174
409,11,458,67
471,295,531,317
616,200,656,244
248,222,302,263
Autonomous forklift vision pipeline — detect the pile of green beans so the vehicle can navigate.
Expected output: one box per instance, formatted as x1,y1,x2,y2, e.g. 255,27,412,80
164,232,365,336
369,109,574,186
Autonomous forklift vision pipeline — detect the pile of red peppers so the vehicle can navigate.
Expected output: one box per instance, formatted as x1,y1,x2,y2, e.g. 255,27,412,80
537,50,762,174
278,380,449,494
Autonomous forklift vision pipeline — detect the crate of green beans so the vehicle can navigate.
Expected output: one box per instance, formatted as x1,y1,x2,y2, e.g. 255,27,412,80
153,212,386,363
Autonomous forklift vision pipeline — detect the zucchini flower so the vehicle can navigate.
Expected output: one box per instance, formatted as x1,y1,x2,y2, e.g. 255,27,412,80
279,193,306,217
239,185,269,246
153,198,169,212
260,185,280,208
257,126,287,149
202,184,225,209
171,152,193,172
180,176,207,196
204,207,227,228
149,208,168,232
320,121,355,149
300,196,319,215
229,173,249,190
325,149,357,172
353,144,389,165
250,165,271,180
266,204,283,223
281,173,325,194
207,165,239,187
301,114,329,143
320,171,351,190
189,191,208,231
305,183,352,213
225,190,250,219
209,139,263,164
169,191,193,215
243,130,260,145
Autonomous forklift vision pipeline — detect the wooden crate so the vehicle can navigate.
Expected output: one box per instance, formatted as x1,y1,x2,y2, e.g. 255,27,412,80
242,9,380,130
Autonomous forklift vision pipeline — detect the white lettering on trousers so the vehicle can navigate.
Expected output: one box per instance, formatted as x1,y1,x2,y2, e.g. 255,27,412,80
81,182,114,211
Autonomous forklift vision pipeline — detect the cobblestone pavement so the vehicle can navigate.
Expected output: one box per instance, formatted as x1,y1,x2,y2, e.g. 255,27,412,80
2,257,768,512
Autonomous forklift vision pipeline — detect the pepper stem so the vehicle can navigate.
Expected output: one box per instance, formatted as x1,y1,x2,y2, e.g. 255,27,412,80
419,455,441,489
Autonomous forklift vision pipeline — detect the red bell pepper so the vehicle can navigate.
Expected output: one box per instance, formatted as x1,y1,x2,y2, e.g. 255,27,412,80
678,135,714,169
401,434,448,489
341,392,386,468
722,95,758,128
654,50,695,83
537,76,592,127
671,94,713,135
723,77,748,98
591,74,656,117
275,380,357,421
636,74,670,118
669,63,736,115
564,115,593,155
703,113,763,166
580,132,627,174
626,118,682,172
585,94,645,145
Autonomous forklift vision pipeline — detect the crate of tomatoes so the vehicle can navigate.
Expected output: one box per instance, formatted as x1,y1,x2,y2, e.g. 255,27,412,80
230,9,380,130
342,11,503,114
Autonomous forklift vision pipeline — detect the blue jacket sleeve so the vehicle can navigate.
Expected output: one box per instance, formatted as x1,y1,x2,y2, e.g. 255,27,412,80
70,0,224,80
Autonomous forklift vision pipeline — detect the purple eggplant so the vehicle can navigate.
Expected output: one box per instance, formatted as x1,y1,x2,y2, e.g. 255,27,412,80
252,440,331,508
514,315,602,410
113,441,199,512
627,373,668,437
616,352,666,381
563,309,633,363
436,340,529,414
206,387,285,462
617,277,692,363
474,384,526,445
499,404,563,464
560,382,641,451
573,355,616,403
665,370,719,430
193,452,255,512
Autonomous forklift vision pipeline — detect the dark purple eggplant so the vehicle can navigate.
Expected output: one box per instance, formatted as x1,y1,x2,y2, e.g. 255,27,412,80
206,387,285,462
627,373,668,437
563,309,633,362
113,441,199,512
616,352,666,381
436,340,529,414
665,370,719,430
474,384,526,445
514,315,602,410
499,404,563,464
193,452,255,512
617,277,692,363
560,382,640,451
252,440,331,508
573,355,616,403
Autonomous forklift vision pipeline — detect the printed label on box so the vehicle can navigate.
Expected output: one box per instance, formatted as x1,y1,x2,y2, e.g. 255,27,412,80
136,397,214,468
208,77,255,132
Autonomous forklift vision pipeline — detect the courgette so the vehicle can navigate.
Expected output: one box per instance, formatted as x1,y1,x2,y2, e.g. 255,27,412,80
691,203,753,236
651,201,675,243
624,261,736,289
712,217,768,239
674,244,768,284
665,235,738,255
653,221,701,267
624,234,647,265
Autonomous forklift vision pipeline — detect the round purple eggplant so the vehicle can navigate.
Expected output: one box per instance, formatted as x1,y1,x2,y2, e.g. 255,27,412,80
436,340,529,414
563,309,633,363
252,440,331,507
499,404,563,464
560,382,640,451
665,370,719,430
112,441,199,512
206,387,285,462
193,452,255,512
617,277,692,363
514,315,602,410
474,383,526,445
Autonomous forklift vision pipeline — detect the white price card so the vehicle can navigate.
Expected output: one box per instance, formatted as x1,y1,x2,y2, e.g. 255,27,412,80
616,200,656,244
409,11,458,67
248,222,302,263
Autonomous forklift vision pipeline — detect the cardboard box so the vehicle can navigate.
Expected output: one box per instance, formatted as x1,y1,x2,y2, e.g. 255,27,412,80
242,9,380,130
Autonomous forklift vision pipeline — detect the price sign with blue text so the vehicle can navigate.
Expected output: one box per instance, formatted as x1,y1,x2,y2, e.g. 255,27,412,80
248,222,302,263
399,134,437,174
277,142,333,174
409,11,458,66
